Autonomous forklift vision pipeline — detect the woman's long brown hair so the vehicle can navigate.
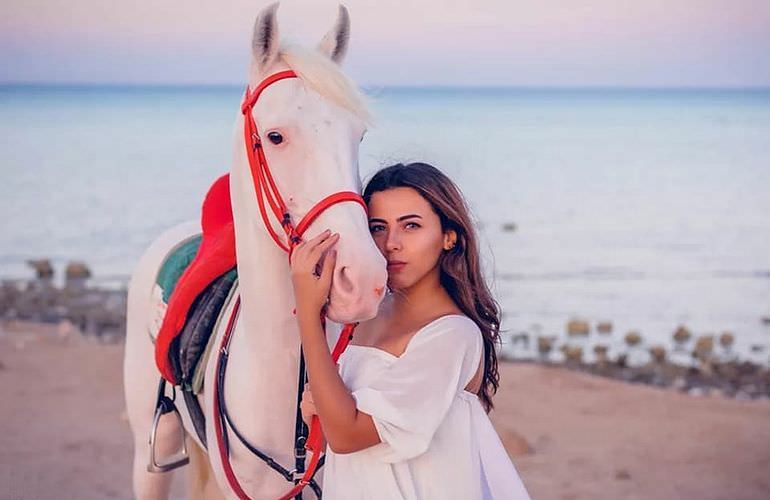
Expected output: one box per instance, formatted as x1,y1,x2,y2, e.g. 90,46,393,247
363,162,501,413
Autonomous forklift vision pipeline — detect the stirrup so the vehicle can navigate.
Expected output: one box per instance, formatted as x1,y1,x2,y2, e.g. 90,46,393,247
147,380,190,473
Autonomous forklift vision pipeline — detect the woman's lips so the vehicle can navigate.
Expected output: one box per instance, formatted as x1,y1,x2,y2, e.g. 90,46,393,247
387,261,407,273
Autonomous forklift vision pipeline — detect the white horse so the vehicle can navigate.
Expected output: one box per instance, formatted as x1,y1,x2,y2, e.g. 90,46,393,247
123,3,387,498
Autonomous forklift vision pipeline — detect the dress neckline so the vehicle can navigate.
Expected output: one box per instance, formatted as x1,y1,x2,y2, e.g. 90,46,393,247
346,313,469,360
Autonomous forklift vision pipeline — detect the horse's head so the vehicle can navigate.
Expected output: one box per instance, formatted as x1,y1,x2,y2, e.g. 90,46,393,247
232,3,386,323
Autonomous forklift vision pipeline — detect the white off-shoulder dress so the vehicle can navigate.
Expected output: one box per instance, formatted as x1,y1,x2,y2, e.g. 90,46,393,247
322,314,532,499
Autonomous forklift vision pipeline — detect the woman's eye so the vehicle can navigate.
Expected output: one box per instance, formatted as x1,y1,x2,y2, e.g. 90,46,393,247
267,131,283,145
405,222,420,229
369,225,385,233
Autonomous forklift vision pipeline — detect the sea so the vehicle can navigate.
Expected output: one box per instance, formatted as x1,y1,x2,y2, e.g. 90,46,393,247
1,84,769,365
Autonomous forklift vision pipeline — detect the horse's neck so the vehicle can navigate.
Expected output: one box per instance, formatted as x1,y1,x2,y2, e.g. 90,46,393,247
230,191,297,361
228,200,339,380
229,136,296,344
217,164,308,489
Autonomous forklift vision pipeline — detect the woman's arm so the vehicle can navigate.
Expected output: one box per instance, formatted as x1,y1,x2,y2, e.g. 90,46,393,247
291,230,381,454
297,312,380,454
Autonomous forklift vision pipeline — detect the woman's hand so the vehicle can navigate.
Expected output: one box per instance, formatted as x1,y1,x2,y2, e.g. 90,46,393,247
300,382,318,426
290,229,339,319
300,382,328,449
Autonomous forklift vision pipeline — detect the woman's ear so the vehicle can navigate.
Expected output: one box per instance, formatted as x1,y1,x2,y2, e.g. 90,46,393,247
443,230,458,251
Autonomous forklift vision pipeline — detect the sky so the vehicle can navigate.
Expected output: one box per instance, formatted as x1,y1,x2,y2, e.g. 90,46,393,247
1,0,769,87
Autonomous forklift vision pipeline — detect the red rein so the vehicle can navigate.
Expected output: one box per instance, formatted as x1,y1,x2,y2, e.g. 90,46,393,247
213,70,365,499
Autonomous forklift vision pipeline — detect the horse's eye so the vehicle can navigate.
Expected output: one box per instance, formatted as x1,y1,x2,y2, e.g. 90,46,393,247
267,131,283,145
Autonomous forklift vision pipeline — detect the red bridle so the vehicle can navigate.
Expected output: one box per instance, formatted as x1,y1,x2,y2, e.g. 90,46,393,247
214,70,364,500
240,69,367,255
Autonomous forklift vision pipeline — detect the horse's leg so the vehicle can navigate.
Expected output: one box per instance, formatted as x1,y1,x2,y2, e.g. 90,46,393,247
187,440,226,500
123,221,201,499
128,411,183,500
124,279,181,499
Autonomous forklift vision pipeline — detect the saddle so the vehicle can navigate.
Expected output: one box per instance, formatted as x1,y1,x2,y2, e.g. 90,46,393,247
148,173,239,450
154,173,238,386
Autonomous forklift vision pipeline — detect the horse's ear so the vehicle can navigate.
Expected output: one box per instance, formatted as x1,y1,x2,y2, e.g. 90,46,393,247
317,4,350,64
252,2,281,72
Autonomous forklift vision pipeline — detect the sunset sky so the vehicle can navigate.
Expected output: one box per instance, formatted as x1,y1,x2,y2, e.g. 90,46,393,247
1,0,768,87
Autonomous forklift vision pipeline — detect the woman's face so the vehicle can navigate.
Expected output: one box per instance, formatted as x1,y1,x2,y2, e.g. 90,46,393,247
367,187,454,291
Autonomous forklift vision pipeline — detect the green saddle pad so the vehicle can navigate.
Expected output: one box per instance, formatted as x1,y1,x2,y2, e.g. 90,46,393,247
156,235,203,303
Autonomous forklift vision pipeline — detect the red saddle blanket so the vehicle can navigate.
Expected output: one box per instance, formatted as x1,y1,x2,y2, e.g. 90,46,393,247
155,173,236,383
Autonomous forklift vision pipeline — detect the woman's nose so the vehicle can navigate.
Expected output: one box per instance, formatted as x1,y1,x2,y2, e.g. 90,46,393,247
385,231,401,252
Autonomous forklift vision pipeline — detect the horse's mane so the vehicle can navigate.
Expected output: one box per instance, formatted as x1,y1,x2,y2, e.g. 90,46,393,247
279,44,373,125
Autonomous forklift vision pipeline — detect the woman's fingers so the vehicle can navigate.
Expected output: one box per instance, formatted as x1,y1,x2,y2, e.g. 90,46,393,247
319,249,337,285
300,402,314,425
303,385,314,405
291,231,329,261
292,230,339,273
303,229,333,250
307,233,339,263
300,388,317,425
296,246,338,280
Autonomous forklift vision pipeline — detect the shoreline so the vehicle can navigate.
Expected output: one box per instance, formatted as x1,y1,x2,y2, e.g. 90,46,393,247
2,269,770,401
1,320,768,499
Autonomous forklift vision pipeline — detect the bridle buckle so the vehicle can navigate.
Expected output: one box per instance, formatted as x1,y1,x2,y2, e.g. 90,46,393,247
288,468,309,483
281,212,292,228
251,132,262,150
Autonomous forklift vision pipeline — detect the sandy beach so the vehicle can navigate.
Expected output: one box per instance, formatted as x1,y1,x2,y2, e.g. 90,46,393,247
1,321,769,500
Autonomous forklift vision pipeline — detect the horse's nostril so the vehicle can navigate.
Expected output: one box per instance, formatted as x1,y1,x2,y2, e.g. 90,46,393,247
336,266,355,295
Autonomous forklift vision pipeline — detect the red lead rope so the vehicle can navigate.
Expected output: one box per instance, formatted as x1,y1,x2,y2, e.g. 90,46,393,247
213,70,366,499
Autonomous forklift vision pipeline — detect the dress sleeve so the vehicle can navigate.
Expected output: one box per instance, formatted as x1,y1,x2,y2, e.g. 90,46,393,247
350,316,484,463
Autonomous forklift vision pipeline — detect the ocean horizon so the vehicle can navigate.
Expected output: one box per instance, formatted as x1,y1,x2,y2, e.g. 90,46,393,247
1,83,769,364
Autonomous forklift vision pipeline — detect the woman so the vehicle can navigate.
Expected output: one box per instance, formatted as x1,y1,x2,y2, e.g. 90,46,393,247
290,162,531,499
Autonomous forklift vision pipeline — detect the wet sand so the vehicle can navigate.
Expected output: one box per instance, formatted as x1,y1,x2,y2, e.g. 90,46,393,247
1,321,768,500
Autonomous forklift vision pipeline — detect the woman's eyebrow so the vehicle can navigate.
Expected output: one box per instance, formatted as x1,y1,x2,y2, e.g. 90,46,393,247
368,214,423,224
